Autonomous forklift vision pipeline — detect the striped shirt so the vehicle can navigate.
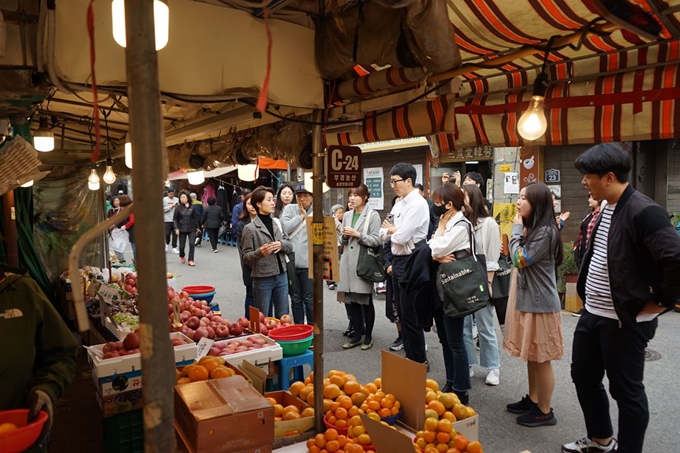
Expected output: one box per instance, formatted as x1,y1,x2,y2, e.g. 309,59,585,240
585,205,617,320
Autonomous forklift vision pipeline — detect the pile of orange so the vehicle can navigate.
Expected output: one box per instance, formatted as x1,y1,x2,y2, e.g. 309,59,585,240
264,398,315,422
414,428,483,453
306,428,365,453
423,379,477,423
176,357,235,384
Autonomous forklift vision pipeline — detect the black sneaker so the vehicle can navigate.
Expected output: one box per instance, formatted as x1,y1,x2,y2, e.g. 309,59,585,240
507,394,537,414
441,383,453,393
516,405,557,427
454,390,469,405
342,322,354,337
562,437,618,453
389,336,404,351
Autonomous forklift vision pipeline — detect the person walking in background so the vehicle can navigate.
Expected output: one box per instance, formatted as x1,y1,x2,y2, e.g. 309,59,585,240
163,188,179,253
118,195,136,262
571,195,600,318
327,204,344,291
236,193,257,317
202,196,224,253
428,183,473,403
461,185,501,386
281,182,315,325
505,182,564,427
230,188,251,246
338,184,381,351
561,144,680,453
173,191,201,266
107,196,126,263
379,163,430,367
274,183,296,218
241,187,293,319
190,193,204,247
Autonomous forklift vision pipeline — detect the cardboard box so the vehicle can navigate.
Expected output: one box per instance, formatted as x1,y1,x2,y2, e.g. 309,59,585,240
176,362,253,388
239,360,268,394
175,422,272,453
174,376,274,453
96,388,144,418
264,391,314,437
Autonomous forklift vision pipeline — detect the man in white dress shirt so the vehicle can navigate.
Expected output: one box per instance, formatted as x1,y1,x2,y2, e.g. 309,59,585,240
379,163,430,367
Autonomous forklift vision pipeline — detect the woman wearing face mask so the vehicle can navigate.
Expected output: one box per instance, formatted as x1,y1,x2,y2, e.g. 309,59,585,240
236,193,257,318
338,184,382,350
274,183,296,218
461,184,502,386
173,190,200,266
241,186,293,318
428,183,472,404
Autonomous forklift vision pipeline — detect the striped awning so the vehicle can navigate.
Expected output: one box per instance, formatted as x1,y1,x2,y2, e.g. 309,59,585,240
327,0,680,150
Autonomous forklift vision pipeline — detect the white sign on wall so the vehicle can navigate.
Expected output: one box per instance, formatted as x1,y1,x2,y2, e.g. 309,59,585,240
364,167,384,211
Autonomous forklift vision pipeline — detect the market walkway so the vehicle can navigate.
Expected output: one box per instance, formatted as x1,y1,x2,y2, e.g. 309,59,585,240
51,242,680,452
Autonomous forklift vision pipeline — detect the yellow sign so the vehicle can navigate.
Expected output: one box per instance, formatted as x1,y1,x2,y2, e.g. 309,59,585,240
307,217,340,281
493,203,517,238
499,164,512,173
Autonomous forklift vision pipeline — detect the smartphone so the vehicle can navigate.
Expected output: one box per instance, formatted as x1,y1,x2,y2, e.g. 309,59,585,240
385,213,394,224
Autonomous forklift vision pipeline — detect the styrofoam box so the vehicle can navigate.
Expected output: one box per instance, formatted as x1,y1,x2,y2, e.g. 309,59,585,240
214,333,283,367
104,316,132,341
87,332,197,381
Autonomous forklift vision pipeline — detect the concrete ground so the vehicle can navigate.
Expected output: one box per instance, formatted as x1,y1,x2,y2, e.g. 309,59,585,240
52,240,680,452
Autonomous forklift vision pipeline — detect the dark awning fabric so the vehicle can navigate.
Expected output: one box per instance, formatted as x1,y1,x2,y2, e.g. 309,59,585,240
327,0,680,150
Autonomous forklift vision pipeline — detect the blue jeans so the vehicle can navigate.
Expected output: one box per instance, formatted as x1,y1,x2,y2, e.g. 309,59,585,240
244,285,255,318
463,305,500,369
253,273,289,319
291,268,313,325
434,308,471,393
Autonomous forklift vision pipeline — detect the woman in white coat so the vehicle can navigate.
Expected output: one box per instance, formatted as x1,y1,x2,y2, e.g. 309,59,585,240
338,184,382,350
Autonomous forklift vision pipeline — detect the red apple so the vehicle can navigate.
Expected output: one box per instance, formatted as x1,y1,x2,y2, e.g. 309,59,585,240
209,347,221,357
230,323,243,336
237,317,249,328
123,332,140,349
215,326,230,338
186,316,200,329
280,314,292,324
227,340,241,348
103,342,118,353
259,323,268,335
240,340,253,348
206,327,215,339
179,291,189,299
219,349,233,356
252,337,267,345
235,346,248,352
259,312,266,323
194,327,209,341
249,344,262,349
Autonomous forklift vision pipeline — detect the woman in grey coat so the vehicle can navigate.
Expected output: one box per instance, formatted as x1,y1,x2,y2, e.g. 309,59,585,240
241,186,293,319
338,184,382,350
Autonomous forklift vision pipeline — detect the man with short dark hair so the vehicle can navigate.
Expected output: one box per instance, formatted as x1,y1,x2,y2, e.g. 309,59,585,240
562,143,680,453
163,188,179,253
380,163,430,367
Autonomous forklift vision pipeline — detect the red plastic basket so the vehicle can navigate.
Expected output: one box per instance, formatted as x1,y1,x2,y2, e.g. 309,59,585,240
268,324,314,341
0,409,48,453
323,414,348,436
181,285,216,294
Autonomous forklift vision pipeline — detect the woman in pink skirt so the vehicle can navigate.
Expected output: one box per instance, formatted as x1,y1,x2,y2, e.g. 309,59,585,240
504,182,564,427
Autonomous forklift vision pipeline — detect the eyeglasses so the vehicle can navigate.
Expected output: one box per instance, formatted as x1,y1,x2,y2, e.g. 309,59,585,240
389,179,404,186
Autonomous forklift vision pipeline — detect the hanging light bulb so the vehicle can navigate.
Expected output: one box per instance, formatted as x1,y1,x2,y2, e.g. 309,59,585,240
33,116,54,152
20,180,34,188
237,164,259,182
88,164,100,191
124,136,132,169
517,73,549,141
103,158,117,185
112,0,170,51
187,170,205,185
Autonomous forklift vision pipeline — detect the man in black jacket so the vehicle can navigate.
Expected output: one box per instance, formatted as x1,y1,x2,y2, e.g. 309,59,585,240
562,143,680,453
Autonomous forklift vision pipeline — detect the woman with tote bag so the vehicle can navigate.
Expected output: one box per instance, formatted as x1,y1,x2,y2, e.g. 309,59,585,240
338,184,382,351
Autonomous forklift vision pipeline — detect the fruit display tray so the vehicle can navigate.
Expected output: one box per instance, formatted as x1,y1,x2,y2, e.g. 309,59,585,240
213,333,283,367
87,332,197,380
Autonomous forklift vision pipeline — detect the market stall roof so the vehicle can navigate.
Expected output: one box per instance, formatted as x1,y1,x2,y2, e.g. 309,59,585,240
167,166,237,181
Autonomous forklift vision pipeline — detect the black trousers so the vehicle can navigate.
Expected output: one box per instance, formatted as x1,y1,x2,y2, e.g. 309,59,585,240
571,310,658,453
178,231,196,261
391,255,427,363
164,222,177,247
206,227,219,250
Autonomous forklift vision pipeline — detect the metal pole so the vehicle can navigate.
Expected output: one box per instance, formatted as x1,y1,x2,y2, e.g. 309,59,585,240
311,110,325,432
124,1,175,451
1,191,19,267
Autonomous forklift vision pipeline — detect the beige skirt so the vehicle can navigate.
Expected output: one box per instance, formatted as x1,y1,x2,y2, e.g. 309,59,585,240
503,269,564,363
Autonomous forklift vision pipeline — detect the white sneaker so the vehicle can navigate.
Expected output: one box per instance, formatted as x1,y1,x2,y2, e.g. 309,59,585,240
469,367,474,378
562,437,618,453
172,248,179,254
485,368,500,386
425,343,428,352
165,244,169,252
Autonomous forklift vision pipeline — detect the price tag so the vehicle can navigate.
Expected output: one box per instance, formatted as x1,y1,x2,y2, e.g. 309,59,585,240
196,337,215,359
172,298,181,328
98,284,129,304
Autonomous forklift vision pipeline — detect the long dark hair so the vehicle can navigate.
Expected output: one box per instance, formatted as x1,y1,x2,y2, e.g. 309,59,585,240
238,193,253,221
462,185,488,226
274,183,296,218
521,182,563,266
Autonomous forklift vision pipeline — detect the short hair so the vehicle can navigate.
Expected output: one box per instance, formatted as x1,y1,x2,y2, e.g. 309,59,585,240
331,204,344,215
463,171,484,188
207,196,216,206
347,183,370,201
432,183,465,211
574,143,632,183
118,194,132,207
250,186,276,214
241,188,252,198
190,192,197,199
167,188,175,194
389,163,417,187
415,183,424,192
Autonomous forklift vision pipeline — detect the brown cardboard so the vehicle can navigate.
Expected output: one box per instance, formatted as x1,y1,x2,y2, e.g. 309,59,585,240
175,422,272,453
381,350,427,431
454,414,479,441
249,307,261,333
265,391,315,437
239,359,267,394
360,414,416,453
174,376,274,453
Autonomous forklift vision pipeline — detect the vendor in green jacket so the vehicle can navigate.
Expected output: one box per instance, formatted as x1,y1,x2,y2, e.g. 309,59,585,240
0,265,78,452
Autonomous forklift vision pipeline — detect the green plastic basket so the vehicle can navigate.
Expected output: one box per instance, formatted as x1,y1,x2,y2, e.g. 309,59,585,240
277,335,313,356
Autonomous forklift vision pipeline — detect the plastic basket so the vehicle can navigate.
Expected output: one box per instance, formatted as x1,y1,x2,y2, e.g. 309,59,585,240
0,409,48,453
323,414,348,435
103,410,144,453
268,324,313,341
277,336,313,356
181,285,215,294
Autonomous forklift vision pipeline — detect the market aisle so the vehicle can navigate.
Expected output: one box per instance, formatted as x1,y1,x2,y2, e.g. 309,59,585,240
50,240,680,452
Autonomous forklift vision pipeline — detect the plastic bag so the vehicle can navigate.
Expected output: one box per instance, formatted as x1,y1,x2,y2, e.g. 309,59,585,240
110,228,130,254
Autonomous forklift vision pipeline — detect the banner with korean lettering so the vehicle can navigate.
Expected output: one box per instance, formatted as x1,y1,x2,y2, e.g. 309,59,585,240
364,167,384,211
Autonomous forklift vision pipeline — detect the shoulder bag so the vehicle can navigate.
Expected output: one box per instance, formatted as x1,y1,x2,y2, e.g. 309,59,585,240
274,218,302,296
492,255,512,299
439,220,490,318
356,211,386,282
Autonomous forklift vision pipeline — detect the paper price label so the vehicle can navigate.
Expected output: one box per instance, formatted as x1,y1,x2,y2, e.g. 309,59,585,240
196,337,215,359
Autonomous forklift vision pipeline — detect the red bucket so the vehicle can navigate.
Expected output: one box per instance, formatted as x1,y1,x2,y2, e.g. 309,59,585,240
0,409,48,453
181,285,216,294
268,324,314,341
